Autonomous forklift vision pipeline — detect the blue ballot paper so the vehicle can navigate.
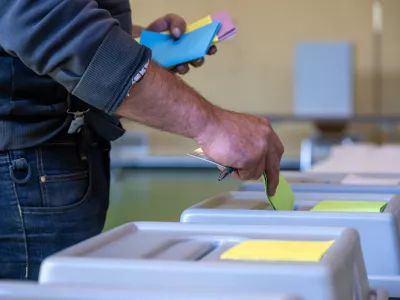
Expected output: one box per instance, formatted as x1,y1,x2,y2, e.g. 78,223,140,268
140,21,221,68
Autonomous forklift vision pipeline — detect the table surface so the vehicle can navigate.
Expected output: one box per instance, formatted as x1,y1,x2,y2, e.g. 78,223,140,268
104,169,241,230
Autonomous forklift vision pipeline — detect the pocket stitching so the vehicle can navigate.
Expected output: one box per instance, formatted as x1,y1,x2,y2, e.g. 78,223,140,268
37,148,48,207
43,171,88,183
22,151,92,215
22,177,92,215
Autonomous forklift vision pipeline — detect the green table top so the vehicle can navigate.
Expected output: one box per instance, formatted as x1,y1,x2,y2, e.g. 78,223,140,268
104,169,240,231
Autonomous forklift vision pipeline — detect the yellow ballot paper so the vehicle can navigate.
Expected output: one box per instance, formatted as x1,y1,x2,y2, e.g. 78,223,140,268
311,200,387,213
220,239,335,262
185,16,219,43
263,173,295,211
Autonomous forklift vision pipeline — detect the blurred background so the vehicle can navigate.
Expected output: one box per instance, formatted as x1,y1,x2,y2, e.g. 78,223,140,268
104,0,400,230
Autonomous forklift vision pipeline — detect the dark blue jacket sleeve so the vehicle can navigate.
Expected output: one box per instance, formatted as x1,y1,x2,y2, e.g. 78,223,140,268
0,0,152,114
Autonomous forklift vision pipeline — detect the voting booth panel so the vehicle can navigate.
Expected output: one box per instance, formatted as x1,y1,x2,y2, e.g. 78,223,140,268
38,222,387,300
180,191,400,297
240,171,400,194
0,281,299,300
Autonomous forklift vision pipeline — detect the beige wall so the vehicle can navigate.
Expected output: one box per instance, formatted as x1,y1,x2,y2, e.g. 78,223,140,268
124,0,400,157
382,0,400,114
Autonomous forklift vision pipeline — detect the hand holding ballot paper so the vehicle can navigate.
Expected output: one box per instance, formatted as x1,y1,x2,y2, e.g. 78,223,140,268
136,11,237,69
189,148,293,211
130,10,284,198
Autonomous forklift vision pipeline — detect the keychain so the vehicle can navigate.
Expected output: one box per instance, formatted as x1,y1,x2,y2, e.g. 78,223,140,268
67,109,90,134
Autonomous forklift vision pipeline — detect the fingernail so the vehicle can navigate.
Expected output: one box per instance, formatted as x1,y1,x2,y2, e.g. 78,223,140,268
177,65,188,74
172,28,181,38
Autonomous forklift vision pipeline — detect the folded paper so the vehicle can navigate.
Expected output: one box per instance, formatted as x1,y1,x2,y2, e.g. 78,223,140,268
140,21,221,68
220,239,335,262
263,173,295,211
135,11,236,44
188,11,236,42
211,11,237,41
311,200,387,212
186,15,219,43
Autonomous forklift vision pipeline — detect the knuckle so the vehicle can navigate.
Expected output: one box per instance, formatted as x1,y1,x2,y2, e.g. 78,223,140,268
261,126,272,140
238,171,251,181
276,140,284,155
252,170,263,180
260,117,271,127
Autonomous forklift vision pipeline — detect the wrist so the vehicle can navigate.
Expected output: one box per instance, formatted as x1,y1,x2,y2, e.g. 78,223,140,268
132,25,145,38
194,103,224,144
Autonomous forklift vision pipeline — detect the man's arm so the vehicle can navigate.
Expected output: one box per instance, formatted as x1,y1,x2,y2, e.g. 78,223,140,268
117,62,218,141
0,0,151,114
132,25,145,39
117,61,284,193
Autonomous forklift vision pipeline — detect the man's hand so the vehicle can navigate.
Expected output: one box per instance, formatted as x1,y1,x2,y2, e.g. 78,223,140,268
196,110,284,195
133,14,217,75
117,62,283,196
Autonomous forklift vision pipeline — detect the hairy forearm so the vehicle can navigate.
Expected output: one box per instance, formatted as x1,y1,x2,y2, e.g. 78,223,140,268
116,61,221,140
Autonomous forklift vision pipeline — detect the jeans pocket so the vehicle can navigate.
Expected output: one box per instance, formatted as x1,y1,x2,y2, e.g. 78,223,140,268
38,170,91,213
15,145,93,214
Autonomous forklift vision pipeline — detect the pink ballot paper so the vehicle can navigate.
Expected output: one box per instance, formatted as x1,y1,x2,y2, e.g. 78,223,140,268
211,11,237,41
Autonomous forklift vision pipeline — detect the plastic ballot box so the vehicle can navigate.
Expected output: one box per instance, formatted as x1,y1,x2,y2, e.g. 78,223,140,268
240,171,400,194
181,191,400,298
38,222,387,300
0,281,299,300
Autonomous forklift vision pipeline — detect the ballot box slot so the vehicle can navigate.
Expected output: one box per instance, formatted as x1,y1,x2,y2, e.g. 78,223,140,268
143,239,220,261
216,199,269,210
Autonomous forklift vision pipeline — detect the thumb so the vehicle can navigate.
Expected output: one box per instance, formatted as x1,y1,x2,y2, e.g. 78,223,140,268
164,13,186,38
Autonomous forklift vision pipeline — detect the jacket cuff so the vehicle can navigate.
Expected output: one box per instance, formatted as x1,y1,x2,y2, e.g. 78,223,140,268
72,26,152,114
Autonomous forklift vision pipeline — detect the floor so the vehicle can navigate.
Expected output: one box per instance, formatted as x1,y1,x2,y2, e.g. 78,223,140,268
104,168,240,230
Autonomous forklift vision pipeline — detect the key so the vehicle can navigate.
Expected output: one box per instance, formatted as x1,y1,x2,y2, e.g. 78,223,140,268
67,110,88,134
68,115,84,134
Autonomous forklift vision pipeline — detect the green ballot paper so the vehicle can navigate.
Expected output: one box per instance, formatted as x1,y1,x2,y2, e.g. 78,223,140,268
263,172,295,211
311,200,387,212
187,148,295,210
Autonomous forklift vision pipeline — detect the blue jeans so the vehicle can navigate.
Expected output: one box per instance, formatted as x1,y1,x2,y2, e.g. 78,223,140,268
0,128,110,280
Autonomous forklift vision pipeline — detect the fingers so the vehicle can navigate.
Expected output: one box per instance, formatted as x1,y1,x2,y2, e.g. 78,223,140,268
217,165,225,172
272,129,285,160
165,13,186,38
189,58,205,68
187,46,216,68
236,155,265,181
264,131,284,196
264,148,280,196
146,13,186,38
146,18,169,33
146,15,217,74
229,171,241,180
207,45,218,56
253,155,267,180
171,58,204,74
235,147,268,181
171,64,190,75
